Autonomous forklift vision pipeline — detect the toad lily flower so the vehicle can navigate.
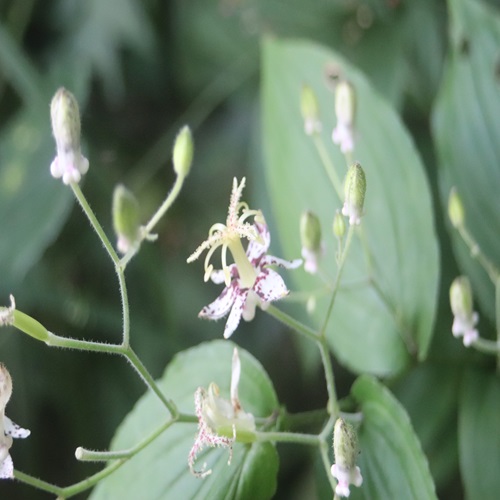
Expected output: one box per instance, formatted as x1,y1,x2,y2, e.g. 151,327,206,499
187,177,302,339
0,363,30,479
189,348,255,478
450,276,479,347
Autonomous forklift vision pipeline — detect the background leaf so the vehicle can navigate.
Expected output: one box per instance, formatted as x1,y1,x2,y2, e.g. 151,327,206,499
261,38,439,376
458,368,500,500
432,0,500,321
90,340,279,500
350,375,437,500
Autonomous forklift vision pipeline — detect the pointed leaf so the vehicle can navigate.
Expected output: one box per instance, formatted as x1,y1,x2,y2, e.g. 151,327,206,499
459,368,500,500
350,375,437,500
90,341,279,500
261,38,439,376
432,0,500,320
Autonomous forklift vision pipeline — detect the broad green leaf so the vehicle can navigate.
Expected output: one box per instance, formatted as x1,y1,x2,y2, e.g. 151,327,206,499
261,39,439,376
90,341,279,500
391,364,460,488
432,0,500,320
350,375,437,500
458,368,500,500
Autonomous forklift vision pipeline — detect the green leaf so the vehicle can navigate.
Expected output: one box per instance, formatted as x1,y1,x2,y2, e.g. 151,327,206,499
90,341,279,500
458,368,500,500
0,107,73,286
261,38,439,376
432,0,500,320
350,375,437,500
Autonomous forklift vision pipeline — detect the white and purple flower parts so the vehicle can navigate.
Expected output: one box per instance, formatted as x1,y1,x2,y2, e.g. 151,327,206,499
0,364,30,480
187,177,302,339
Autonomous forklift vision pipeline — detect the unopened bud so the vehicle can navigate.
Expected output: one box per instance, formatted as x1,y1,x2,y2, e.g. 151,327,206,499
112,185,141,254
300,211,323,274
1,295,49,342
300,85,321,135
332,80,356,153
331,418,363,497
342,163,366,225
448,187,465,228
450,276,479,346
50,87,89,184
333,210,346,239
173,126,193,178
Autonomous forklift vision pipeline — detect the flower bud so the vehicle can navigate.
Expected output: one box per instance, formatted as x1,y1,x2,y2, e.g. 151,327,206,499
112,184,141,254
173,125,193,178
331,418,363,497
332,80,356,153
342,163,366,225
1,295,49,342
450,276,479,346
50,87,89,184
333,209,346,239
300,211,323,274
448,187,465,228
300,85,321,135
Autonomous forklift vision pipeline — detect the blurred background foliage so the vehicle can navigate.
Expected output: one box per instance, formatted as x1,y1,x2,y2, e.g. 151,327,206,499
0,0,499,498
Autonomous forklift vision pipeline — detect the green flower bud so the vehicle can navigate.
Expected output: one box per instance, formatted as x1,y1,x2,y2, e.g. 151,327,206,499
342,163,366,225
332,80,356,153
13,310,49,342
331,418,363,497
112,184,141,254
173,125,193,178
1,295,49,342
50,87,89,184
333,209,346,239
300,211,323,274
448,187,465,228
300,85,321,135
450,276,478,346
300,211,322,252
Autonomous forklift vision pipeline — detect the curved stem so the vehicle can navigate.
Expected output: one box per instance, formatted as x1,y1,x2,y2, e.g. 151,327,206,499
318,338,339,417
116,266,131,347
254,431,320,446
71,183,120,265
265,304,318,342
312,135,343,199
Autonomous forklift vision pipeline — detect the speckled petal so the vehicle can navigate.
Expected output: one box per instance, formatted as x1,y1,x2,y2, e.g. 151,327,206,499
224,289,249,339
246,222,270,262
261,255,302,269
199,285,237,320
4,416,30,439
0,452,13,479
254,269,289,303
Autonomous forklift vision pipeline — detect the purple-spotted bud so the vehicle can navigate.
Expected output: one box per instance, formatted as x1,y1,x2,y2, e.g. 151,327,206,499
173,126,193,178
450,276,479,346
50,87,89,184
300,85,321,135
300,211,323,274
332,80,356,153
331,418,363,497
448,187,465,228
112,184,141,254
342,163,366,225
333,209,346,240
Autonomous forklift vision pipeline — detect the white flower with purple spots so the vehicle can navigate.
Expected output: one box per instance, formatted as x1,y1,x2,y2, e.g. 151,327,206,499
188,348,255,478
187,177,302,339
0,364,30,480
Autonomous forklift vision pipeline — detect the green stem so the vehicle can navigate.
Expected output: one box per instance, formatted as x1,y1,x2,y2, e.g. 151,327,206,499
124,348,178,417
144,174,185,235
265,304,318,342
318,338,339,417
312,135,343,199
457,224,499,284
117,268,131,347
254,431,320,446
71,182,120,265
471,337,500,355
319,225,354,338
14,471,64,497
76,418,175,462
